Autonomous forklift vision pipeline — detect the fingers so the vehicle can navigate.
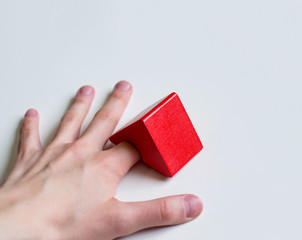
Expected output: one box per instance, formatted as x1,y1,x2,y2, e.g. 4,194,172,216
104,142,141,181
53,86,95,144
19,109,42,157
4,109,42,186
82,81,132,148
114,195,203,237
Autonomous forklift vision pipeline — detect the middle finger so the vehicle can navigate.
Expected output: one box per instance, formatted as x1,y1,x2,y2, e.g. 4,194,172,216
82,81,132,149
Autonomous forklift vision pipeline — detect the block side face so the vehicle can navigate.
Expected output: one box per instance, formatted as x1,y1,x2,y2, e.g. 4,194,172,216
110,120,172,177
144,94,203,176
109,121,137,145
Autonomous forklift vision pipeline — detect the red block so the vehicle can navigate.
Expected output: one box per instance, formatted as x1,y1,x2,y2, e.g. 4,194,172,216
109,92,203,177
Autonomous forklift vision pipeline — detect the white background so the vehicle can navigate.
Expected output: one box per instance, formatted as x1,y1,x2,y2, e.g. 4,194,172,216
1,1,302,239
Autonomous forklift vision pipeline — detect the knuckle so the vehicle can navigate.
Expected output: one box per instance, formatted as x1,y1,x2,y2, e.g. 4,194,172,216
21,127,32,140
74,96,88,105
18,147,40,162
61,112,76,125
18,148,31,159
46,159,56,172
111,90,125,100
23,116,34,125
69,139,89,155
95,108,116,122
159,199,176,223
21,120,35,139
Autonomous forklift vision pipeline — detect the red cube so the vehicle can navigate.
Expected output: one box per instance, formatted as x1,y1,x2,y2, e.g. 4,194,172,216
109,92,203,177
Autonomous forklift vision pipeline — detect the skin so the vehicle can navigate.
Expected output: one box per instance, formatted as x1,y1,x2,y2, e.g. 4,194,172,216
0,81,203,240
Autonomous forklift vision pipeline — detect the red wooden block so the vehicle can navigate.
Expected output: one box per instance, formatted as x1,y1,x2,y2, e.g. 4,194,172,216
109,92,203,177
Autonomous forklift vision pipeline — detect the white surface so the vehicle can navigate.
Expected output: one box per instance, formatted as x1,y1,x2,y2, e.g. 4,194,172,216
1,0,302,239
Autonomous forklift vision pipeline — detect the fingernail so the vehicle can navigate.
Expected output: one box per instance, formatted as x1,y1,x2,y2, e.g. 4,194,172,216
115,80,131,92
78,86,93,96
184,195,203,219
25,109,36,117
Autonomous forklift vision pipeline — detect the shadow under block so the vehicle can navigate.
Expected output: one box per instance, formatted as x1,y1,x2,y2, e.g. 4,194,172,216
109,92,203,177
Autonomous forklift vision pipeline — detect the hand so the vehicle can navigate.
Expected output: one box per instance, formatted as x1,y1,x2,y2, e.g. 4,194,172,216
0,81,203,240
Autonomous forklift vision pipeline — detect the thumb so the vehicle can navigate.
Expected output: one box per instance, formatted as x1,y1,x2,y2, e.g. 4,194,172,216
116,194,203,236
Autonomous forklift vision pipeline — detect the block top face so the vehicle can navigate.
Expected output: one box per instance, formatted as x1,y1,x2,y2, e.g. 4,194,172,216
141,93,202,175
141,92,178,122
111,94,167,133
